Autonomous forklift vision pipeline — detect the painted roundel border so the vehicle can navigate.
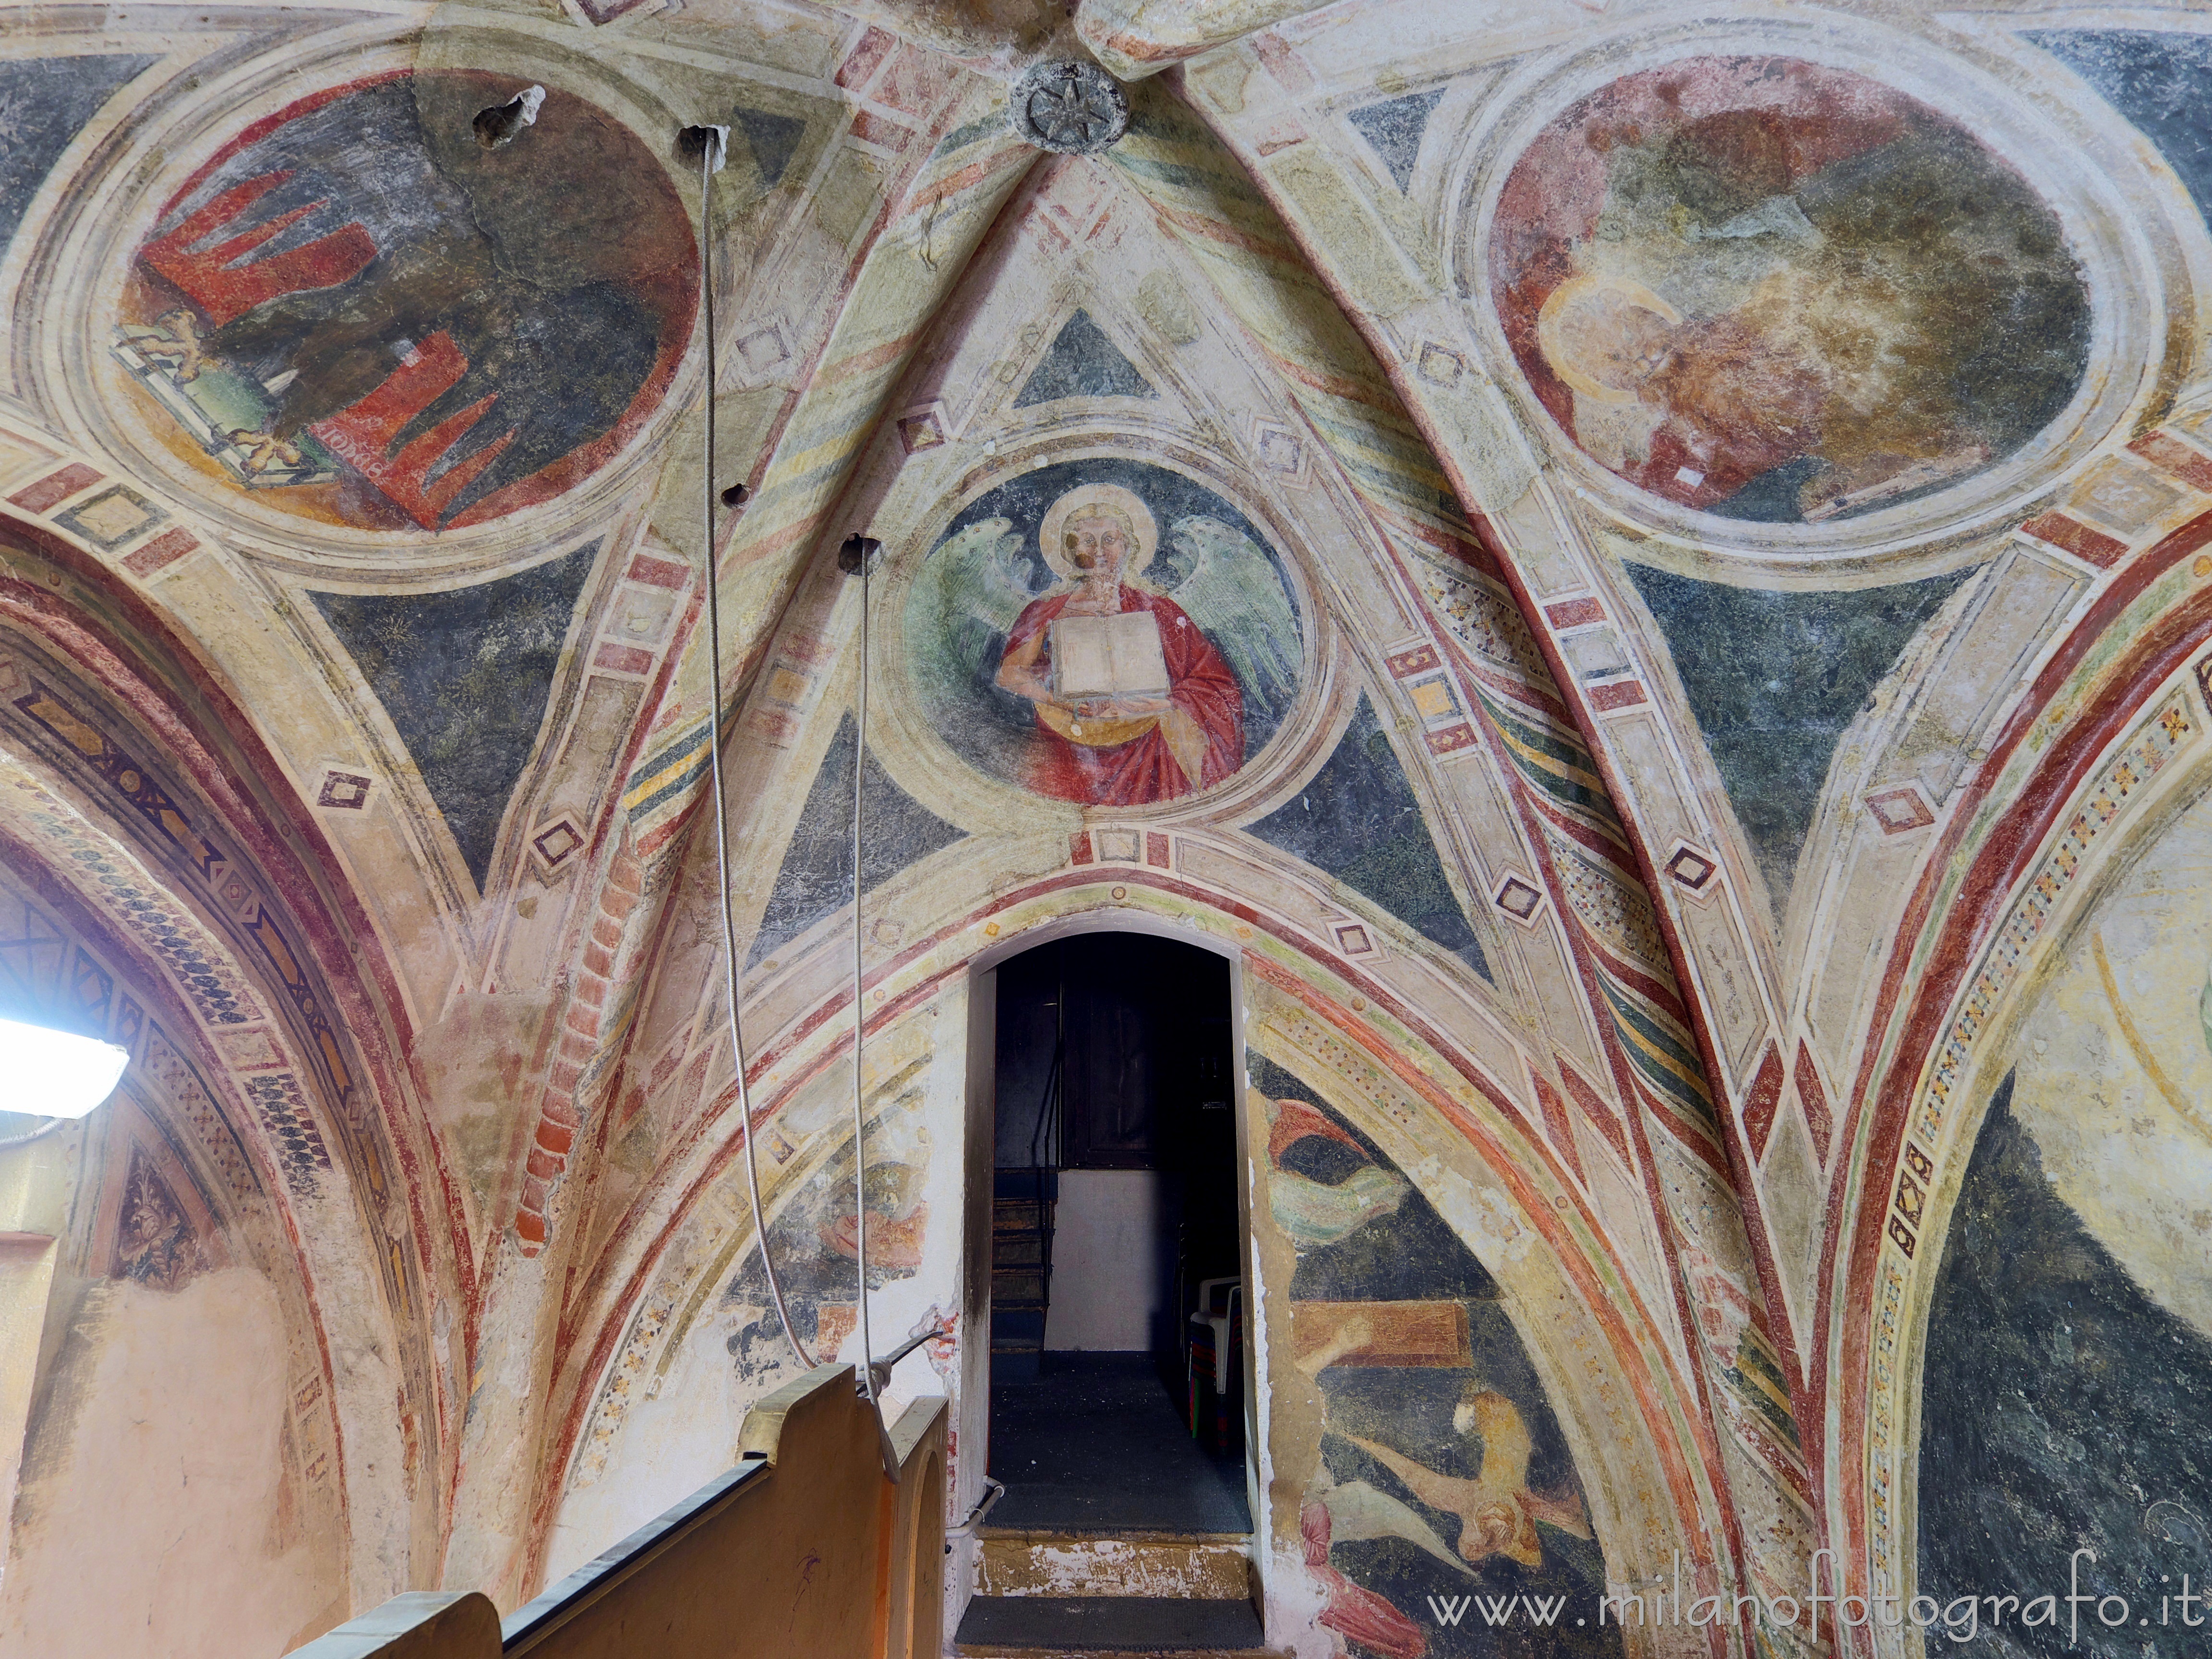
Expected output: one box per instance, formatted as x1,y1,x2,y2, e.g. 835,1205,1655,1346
871,438,1343,834
33,31,705,571
1440,18,2168,567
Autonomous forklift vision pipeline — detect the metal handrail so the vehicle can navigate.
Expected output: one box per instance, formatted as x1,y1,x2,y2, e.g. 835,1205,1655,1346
863,1322,948,1397
946,1476,1007,1542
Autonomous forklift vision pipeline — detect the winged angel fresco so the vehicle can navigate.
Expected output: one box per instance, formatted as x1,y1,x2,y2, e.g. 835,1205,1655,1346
906,481,1300,806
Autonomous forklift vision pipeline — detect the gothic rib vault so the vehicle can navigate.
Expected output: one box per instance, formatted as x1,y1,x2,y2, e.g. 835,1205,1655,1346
1,4,2211,1658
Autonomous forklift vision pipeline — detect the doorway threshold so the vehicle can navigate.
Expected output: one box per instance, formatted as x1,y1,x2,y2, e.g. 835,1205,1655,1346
953,1594,1272,1657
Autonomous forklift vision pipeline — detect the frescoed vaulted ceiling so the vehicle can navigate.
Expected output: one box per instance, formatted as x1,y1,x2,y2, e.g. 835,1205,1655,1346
5,2,2212,1656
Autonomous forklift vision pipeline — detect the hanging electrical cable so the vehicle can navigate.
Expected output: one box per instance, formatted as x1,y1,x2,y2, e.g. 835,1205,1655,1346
686,122,898,1477
852,536,873,1403
853,535,876,1403
685,123,814,1373
839,529,891,1463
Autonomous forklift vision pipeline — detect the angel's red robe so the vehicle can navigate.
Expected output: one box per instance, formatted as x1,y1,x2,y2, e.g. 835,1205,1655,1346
1300,1500,1428,1659
1002,585,1243,805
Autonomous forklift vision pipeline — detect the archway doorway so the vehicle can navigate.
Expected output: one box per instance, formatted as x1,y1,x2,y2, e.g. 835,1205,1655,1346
956,926,1260,1651
988,930,1246,1521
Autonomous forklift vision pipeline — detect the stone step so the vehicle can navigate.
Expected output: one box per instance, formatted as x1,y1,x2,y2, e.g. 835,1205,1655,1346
953,1596,1276,1657
994,1199,1053,1233
991,1307,1046,1350
976,1531,1250,1600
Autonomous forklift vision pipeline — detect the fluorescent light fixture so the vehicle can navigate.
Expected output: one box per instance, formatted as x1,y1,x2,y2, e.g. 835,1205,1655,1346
0,1015,129,1120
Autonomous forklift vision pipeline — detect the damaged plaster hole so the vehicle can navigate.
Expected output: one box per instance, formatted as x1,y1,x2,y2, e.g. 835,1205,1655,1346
473,85,546,149
677,124,730,174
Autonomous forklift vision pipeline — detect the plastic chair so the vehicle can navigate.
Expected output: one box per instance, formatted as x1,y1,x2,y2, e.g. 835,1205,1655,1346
1186,1278,1241,1449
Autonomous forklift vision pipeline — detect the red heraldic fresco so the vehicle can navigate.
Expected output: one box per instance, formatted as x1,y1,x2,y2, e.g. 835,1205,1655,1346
139,171,378,325
113,71,697,532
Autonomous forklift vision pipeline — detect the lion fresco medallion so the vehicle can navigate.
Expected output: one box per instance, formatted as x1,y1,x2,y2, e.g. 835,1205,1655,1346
1488,57,2092,525
112,72,697,533
903,459,1304,808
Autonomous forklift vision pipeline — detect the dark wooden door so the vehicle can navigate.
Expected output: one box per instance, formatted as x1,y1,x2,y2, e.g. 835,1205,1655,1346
1063,937,1161,1167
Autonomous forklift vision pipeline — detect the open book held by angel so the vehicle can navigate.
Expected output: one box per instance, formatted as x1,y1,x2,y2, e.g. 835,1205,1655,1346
914,482,1298,806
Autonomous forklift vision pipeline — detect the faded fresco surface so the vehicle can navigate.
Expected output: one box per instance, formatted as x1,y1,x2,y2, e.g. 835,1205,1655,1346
1919,785,2212,1653
1488,56,2091,523
721,1120,934,1381
15,2,2212,1654
0,858,351,1654
0,55,157,251
1247,697,1492,979
1252,1055,1616,1659
1623,560,1971,914
746,713,966,966
309,541,599,890
115,71,697,531
904,458,1301,806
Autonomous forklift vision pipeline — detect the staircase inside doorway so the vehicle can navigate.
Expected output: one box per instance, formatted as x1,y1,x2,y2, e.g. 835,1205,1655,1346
990,1170,1054,1382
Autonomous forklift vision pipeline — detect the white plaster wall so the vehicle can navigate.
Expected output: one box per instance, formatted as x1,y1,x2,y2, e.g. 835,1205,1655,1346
541,1310,752,1586
0,1238,56,1602
543,991,973,1587
1045,1169,1166,1351
0,1267,346,1659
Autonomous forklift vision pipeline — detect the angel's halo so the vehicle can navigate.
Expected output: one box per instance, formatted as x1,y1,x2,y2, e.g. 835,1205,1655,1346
1038,483,1159,583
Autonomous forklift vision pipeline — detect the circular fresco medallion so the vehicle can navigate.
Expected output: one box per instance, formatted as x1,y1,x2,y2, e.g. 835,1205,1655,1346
111,71,697,533
902,459,1304,808
1487,56,2092,526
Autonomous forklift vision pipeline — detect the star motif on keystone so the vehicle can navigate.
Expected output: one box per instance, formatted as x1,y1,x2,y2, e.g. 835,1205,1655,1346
1012,61,1129,155
1030,79,1103,145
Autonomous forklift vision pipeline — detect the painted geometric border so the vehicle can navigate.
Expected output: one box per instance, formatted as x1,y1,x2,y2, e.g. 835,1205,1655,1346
1863,684,2200,1617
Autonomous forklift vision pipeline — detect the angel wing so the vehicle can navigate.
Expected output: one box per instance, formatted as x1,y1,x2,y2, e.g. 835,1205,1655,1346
1270,1162,1407,1247
1314,1470,1476,1579
1164,516,1299,713
905,517,1035,710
